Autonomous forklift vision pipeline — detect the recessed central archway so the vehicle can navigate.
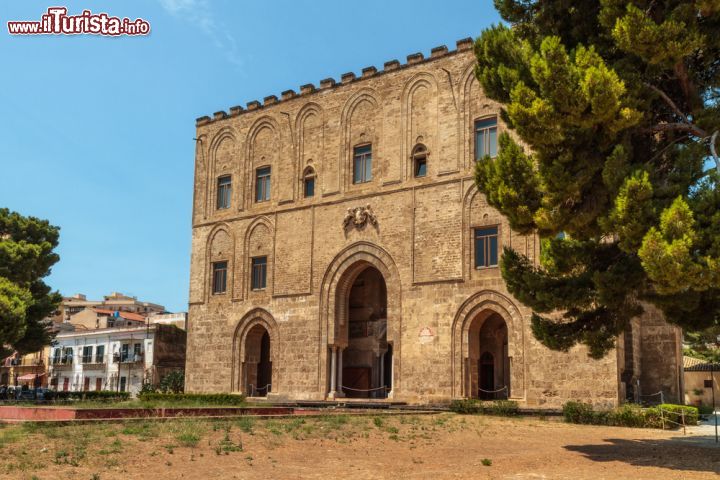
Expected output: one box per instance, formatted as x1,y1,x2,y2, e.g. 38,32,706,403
340,266,390,398
318,242,402,400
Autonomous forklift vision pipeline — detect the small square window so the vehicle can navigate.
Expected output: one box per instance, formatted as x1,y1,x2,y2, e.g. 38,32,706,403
212,261,228,294
353,144,372,184
475,116,498,160
705,379,713,389
474,226,499,268
251,256,267,290
255,167,271,202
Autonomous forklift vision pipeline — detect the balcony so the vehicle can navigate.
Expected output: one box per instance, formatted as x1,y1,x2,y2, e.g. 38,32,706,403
114,353,144,364
51,358,73,370
82,357,107,370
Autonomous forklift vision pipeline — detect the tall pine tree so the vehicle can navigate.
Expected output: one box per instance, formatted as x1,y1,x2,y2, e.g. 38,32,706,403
0,208,61,358
474,0,720,358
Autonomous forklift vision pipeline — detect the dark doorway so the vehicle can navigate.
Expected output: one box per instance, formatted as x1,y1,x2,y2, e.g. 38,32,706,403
479,352,495,399
257,331,272,395
341,266,389,398
245,324,272,397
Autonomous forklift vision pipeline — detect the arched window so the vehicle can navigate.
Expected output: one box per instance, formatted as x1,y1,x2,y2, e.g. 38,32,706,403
303,167,316,198
411,144,428,178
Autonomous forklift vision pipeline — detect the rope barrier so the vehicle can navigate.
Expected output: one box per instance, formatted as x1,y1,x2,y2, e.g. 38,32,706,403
248,384,271,396
477,386,508,394
340,385,390,392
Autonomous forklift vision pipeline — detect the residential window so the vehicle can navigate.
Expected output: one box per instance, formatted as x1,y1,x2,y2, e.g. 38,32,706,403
474,226,499,268
216,175,232,209
134,343,142,361
251,256,267,290
303,167,316,198
212,261,228,294
255,167,271,202
353,144,372,184
705,379,713,388
95,345,105,364
121,344,129,362
412,144,428,178
119,376,127,392
475,116,498,160
82,346,93,364
53,348,61,364
63,347,73,364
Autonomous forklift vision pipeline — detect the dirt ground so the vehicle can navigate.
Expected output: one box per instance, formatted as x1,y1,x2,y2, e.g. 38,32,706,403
1,413,718,480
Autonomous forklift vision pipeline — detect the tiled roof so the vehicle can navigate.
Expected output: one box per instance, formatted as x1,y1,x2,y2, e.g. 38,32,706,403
684,355,720,372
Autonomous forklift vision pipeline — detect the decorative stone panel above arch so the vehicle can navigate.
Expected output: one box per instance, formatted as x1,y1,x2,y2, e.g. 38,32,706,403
450,290,526,399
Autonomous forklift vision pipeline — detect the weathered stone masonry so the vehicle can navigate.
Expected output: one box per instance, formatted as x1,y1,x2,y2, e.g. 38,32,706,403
186,38,683,407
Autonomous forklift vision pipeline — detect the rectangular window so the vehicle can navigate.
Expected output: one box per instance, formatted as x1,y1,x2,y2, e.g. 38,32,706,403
95,345,105,364
133,343,142,361
474,226,499,268
414,156,427,177
304,176,315,197
212,261,228,294
255,167,271,202
353,144,372,184
216,175,232,209
82,346,93,364
475,117,498,160
119,376,127,392
121,344,129,362
251,256,267,290
705,379,713,388
95,378,102,391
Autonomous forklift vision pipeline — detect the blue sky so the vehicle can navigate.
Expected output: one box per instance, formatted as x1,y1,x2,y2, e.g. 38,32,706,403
0,1,501,312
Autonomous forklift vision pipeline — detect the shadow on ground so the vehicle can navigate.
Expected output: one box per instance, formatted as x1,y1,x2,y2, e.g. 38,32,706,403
565,437,720,475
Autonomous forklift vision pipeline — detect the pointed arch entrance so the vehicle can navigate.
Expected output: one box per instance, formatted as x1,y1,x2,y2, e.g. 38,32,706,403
319,242,402,400
231,308,279,397
451,291,526,400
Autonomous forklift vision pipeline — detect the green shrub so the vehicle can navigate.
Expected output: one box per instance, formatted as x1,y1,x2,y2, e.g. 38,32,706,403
658,404,698,426
562,401,697,429
449,399,482,414
159,371,184,394
562,401,597,424
137,392,246,405
608,403,646,428
449,399,519,416
698,404,715,416
488,400,519,416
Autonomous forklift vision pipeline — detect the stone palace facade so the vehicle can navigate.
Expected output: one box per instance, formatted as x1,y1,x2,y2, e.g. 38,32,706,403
185,38,683,407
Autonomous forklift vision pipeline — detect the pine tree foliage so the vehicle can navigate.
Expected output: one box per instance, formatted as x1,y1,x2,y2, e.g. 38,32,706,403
474,0,720,357
0,208,61,358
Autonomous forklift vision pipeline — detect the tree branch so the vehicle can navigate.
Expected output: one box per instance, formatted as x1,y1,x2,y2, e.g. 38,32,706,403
645,122,707,137
645,83,690,124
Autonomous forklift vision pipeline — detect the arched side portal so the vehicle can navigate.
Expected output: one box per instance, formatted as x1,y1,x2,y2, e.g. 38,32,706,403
470,313,509,399
451,291,525,400
318,242,402,400
231,308,279,397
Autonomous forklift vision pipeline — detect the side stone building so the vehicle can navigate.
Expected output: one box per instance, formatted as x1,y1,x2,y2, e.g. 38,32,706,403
186,38,683,407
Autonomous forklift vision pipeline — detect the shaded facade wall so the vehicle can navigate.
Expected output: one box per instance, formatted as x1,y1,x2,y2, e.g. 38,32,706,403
186,41,681,407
